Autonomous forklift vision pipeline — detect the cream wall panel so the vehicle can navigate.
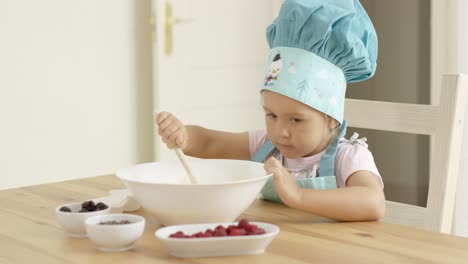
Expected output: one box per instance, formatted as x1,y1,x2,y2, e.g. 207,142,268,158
0,0,154,189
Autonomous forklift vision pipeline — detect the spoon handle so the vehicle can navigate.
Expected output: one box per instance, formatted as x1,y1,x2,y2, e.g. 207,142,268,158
174,148,198,184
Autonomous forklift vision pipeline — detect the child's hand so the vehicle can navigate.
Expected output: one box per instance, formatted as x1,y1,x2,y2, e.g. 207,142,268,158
264,157,302,207
155,112,188,150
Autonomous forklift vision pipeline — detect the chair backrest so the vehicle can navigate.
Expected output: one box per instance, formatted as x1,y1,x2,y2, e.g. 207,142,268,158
344,74,468,233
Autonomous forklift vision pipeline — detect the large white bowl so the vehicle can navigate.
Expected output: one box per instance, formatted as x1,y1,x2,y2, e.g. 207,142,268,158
116,159,271,226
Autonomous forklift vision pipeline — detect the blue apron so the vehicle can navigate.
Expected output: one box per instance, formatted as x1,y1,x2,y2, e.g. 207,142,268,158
252,121,347,203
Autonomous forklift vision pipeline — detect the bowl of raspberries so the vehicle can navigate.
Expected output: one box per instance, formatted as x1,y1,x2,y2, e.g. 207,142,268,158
55,200,110,237
155,218,279,258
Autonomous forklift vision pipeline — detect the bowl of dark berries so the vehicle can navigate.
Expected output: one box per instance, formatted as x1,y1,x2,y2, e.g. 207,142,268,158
85,213,145,252
154,218,279,258
55,200,110,237
116,159,272,226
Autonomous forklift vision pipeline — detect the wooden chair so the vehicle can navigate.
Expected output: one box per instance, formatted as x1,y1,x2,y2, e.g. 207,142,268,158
344,74,468,233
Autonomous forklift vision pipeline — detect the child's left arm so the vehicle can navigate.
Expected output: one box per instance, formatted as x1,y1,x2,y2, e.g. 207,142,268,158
264,157,385,221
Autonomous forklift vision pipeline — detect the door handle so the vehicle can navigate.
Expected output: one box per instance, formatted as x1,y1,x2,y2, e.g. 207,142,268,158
164,1,193,55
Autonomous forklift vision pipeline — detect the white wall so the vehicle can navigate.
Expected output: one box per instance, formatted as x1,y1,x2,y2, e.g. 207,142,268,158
0,0,154,189
453,0,468,236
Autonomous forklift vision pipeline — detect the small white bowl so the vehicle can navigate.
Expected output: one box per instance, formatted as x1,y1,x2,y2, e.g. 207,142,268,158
85,213,145,252
155,221,280,258
55,203,111,238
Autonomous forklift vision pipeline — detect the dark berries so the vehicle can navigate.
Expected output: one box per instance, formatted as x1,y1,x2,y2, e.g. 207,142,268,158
99,220,132,225
167,219,266,239
81,201,95,211
79,200,108,212
95,202,108,210
59,200,108,213
59,206,72,212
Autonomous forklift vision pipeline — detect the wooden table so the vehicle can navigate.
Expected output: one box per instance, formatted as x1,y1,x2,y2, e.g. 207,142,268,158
1,176,468,264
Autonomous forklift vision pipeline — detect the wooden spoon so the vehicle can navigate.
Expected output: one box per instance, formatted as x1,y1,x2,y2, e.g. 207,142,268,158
174,147,198,184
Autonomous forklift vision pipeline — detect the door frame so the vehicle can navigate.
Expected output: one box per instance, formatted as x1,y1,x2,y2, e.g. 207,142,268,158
430,0,459,104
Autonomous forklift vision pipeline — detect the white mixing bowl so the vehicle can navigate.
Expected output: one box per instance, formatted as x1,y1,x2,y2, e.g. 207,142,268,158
116,159,271,226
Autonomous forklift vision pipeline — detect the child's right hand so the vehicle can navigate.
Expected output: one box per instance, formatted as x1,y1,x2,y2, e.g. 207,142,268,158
264,156,303,207
155,112,188,150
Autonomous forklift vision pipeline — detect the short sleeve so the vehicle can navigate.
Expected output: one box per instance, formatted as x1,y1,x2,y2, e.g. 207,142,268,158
335,142,383,189
248,129,268,159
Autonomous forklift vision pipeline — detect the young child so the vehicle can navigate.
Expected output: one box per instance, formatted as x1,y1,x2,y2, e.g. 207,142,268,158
156,0,385,221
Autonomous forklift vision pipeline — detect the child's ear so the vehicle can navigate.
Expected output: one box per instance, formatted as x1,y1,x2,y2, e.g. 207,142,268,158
326,116,338,130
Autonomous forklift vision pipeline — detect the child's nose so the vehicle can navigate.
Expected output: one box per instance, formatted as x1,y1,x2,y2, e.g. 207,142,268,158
278,123,290,137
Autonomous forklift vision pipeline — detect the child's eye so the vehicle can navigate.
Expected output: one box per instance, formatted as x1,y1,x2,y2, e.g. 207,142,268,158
266,113,277,119
290,118,301,123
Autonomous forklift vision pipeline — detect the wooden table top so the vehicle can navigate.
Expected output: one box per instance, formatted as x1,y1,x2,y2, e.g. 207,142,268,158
1,175,468,264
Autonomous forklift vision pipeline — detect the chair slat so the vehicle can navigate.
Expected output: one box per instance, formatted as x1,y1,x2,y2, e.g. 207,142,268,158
384,201,425,227
345,99,438,135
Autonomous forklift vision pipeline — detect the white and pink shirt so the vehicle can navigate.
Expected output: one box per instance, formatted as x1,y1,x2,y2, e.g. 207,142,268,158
249,129,384,189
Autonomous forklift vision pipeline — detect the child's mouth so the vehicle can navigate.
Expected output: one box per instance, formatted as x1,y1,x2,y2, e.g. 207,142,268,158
277,143,295,150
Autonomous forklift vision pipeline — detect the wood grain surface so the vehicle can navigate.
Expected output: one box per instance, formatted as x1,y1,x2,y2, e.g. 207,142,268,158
1,175,467,264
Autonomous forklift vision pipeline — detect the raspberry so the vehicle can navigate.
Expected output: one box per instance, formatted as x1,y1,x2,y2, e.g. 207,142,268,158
214,227,227,237
226,225,237,233
251,227,266,235
245,224,258,232
169,231,185,238
228,228,241,236
193,232,204,238
238,228,247,235
167,219,267,239
204,229,214,237
238,218,250,229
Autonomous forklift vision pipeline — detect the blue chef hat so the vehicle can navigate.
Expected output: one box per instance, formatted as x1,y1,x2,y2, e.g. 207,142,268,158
261,0,378,124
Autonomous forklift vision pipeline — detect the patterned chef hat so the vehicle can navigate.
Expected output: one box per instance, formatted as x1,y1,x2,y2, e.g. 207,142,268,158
261,0,378,124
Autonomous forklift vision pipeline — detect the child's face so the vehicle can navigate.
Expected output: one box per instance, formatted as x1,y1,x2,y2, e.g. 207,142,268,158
261,91,335,158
